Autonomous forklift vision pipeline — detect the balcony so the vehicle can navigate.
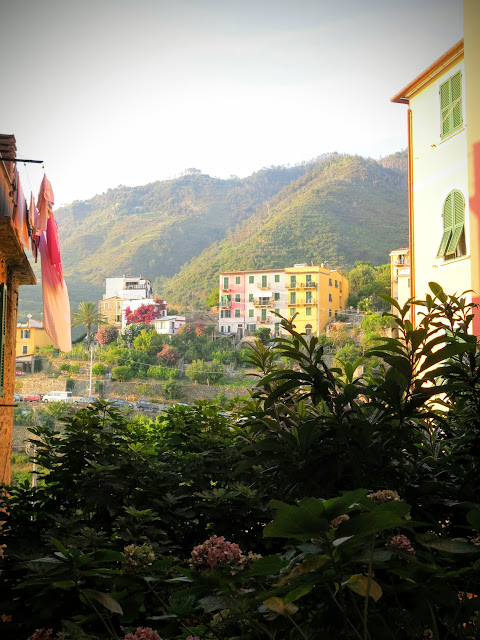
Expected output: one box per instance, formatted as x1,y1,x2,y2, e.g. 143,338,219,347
287,299,315,306
257,281,270,290
124,283,147,290
257,315,271,324
285,281,298,289
220,300,231,309
300,281,317,288
253,298,275,307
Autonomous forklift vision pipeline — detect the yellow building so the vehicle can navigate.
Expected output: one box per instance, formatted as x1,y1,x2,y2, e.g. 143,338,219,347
284,264,348,335
16,317,56,358
391,0,480,331
98,296,123,328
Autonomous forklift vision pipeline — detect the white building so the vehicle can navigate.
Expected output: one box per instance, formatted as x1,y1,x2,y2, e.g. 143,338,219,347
244,269,287,336
151,316,186,336
121,298,167,330
104,276,153,301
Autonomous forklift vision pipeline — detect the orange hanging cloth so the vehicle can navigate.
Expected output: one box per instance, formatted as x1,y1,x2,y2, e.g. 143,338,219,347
36,176,72,352
36,173,55,235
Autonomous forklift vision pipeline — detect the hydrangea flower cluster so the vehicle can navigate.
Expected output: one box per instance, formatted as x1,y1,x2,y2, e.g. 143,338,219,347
367,489,400,504
186,636,201,640
190,535,243,570
386,534,415,555
27,631,65,640
123,544,156,573
124,628,162,640
330,514,350,529
470,533,480,546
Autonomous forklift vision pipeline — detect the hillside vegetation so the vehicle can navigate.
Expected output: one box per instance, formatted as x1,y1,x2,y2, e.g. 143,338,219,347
18,151,408,318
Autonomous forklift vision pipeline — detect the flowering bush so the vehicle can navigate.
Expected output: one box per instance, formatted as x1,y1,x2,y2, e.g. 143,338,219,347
124,628,162,640
125,304,164,326
386,534,415,556
190,535,243,570
96,324,119,345
27,631,64,640
157,344,179,366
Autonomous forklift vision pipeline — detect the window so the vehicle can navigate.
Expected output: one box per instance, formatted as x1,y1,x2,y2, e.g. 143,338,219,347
305,324,312,336
290,275,296,288
235,309,241,318
335,280,338,288
248,293,253,302
115,315,122,322
440,71,463,139
274,308,280,316
223,276,229,289
290,292,296,304
249,275,254,284
22,345,28,355
261,308,268,322
235,276,241,285
436,190,466,260
329,309,332,317
289,308,296,317
247,324,256,332
261,275,267,287
328,293,332,302
21,329,30,339
274,274,280,283
220,310,224,318
249,309,254,318
225,310,231,318
329,278,332,286
305,291,312,303
305,307,312,316
235,293,241,302
103,317,109,324
104,302,109,310
274,292,280,301
306,274,312,284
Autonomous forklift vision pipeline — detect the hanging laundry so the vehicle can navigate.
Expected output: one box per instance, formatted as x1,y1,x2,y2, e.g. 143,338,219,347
46,214,63,281
36,173,54,235
38,229,71,352
12,168,29,248
30,192,39,262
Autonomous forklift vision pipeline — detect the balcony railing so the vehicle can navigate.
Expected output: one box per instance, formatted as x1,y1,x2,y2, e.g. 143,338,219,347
300,281,317,288
124,284,147,290
257,315,271,324
253,298,275,307
220,301,231,308
285,281,298,289
287,299,315,306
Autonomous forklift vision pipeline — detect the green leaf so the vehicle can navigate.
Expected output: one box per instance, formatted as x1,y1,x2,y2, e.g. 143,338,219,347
52,580,76,589
466,509,480,530
284,584,314,603
263,596,299,616
345,574,382,602
264,498,329,541
416,533,478,554
242,555,288,577
276,555,330,585
81,589,123,615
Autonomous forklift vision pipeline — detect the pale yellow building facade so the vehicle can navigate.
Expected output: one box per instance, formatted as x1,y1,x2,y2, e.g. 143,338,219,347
16,318,56,357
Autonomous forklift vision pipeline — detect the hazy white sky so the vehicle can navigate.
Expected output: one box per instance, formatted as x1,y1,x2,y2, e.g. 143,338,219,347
2,0,463,207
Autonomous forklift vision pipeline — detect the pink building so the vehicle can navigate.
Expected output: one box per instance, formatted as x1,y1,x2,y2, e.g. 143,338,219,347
218,272,245,337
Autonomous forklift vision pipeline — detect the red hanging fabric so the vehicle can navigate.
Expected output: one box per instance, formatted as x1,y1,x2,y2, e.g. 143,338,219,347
36,173,54,235
46,214,63,281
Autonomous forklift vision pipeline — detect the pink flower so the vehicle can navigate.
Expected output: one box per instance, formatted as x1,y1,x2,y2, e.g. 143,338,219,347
124,628,162,640
386,534,415,555
190,535,243,570
186,636,201,640
27,631,64,640
368,490,400,504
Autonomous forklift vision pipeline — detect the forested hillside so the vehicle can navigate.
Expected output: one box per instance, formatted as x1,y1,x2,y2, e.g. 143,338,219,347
161,153,408,307
18,151,408,318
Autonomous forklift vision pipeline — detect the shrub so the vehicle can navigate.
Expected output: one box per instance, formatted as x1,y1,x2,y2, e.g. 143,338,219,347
146,365,178,380
94,380,104,396
185,359,223,384
92,363,106,376
111,365,134,381
163,378,180,399
69,363,80,375
58,363,70,373
66,378,75,391
156,344,179,366
96,324,119,346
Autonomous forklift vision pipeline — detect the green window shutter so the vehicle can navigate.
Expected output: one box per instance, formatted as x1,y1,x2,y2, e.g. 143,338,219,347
289,307,296,317
235,294,241,302
306,307,312,316
451,72,463,132
223,277,229,289
0,283,6,397
437,192,454,258
274,274,280,283
248,293,253,302
446,190,465,254
249,275,254,284
274,308,280,315
290,292,296,304
290,275,296,287
249,309,254,318
306,291,312,303
235,309,240,318
235,276,241,285
261,308,267,321
261,275,267,287
440,78,452,139
440,72,463,139
274,292,280,301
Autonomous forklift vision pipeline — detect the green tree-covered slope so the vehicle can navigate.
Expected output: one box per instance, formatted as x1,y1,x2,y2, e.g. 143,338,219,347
161,153,408,307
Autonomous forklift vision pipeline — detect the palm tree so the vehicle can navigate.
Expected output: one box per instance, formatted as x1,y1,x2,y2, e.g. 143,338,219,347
71,301,104,349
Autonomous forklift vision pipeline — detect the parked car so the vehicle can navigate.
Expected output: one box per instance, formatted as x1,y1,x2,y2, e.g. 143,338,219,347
43,391,74,403
23,393,43,402
13,393,23,402
74,396,99,406
106,397,134,409
136,399,155,412
15,371,26,377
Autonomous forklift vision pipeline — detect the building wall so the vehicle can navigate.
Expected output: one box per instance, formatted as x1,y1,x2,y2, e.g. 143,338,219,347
409,58,471,313
104,277,152,301
464,0,480,333
98,297,123,327
16,326,56,356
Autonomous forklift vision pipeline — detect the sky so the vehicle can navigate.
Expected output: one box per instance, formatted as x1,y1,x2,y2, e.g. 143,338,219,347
2,0,464,208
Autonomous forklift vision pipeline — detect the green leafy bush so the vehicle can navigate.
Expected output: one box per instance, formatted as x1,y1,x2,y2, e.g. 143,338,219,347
92,363,107,376
146,365,178,380
185,359,223,384
111,365,134,381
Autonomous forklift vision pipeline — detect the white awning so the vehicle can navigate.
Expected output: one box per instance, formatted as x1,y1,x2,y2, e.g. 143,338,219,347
258,291,273,297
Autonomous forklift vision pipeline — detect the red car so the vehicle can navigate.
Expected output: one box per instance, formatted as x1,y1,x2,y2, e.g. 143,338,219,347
23,393,43,402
